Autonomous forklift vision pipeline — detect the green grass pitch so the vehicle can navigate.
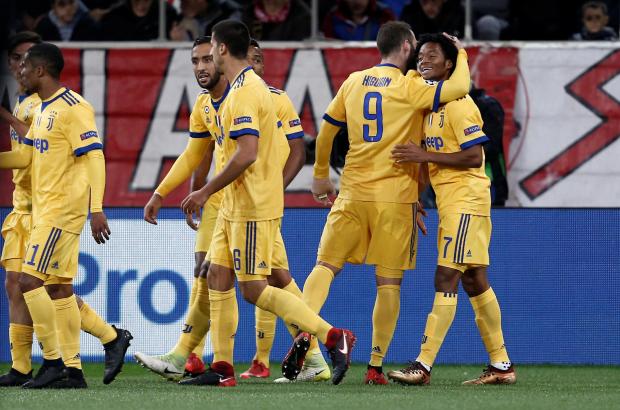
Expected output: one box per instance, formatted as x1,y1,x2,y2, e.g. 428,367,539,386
1,363,619,410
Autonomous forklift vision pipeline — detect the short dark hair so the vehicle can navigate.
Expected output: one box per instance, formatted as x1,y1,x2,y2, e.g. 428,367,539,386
249,38,260,48
26,42,64,79
377,21,413,57
193,35,211,48
212,20,250,59
414,33,458,75
8,31,42,55
582,1,608,15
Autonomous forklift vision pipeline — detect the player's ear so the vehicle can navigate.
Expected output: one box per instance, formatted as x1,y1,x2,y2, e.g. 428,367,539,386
445,59,454,71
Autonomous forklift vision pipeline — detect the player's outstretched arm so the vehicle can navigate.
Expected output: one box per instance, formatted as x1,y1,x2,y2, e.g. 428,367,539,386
392,141,483,168
186,139,215,230
144,137,211,225
312,120,340,205
84,149,111,244
0,143,33,169
181,134,258,215
0,106,30,138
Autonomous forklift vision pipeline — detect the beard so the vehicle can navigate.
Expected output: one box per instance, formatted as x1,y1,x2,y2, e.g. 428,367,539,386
195,69,221,90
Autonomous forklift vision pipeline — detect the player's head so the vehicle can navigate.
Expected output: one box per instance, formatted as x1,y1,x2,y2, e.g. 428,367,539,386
247,38,264,77
21,43,64,92
8,31,42,82
414,33,457,82
581,1,609,33
211,20,251,70
376,21,416,73
192,36,221,90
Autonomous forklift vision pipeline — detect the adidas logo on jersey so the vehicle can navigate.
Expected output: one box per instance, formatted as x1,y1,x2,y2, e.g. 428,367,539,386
51,261,59,269
466,250,472,258
257,261,268,269
372,346,382,353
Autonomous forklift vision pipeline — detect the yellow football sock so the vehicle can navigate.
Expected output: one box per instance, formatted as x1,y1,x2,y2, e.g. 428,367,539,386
174,277,210,358
22,287,61,360
256,285,332,344
209,288,238,364
417,292,458,367
53,294,82,369
369,285,401,367
80,301,117,345
470,287,510,363
191,277,208,357
254,307,276,366
189,276,199,306
9,323,33,374
285,279,321,354
303,265,334,313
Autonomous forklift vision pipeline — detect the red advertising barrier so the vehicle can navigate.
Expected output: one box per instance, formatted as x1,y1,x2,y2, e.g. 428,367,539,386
0,46,518,207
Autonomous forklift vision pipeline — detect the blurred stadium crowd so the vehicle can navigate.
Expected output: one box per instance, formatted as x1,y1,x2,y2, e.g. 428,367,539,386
5,0,619,43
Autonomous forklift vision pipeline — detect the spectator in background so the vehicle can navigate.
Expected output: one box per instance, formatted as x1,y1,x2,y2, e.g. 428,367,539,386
473,0,510,40
101,0,178,40
242,0,311,41
572,1,618,41
322,0,395,41
470,85,509,206
82,0,122,22
35,0,100,41
400,0,464,38
170,0,241,41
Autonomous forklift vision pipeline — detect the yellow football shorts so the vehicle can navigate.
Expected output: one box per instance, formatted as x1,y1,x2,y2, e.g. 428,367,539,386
195,195,220,253
1,211,32,272
437,213,491,272
317,198,418,271
209,217,288,281
22,225,80,283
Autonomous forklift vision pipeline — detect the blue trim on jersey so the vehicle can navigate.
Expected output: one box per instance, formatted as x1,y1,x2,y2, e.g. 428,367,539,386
189,131,210,138
432,80,444,113
212,83,230,112
41,88,76,112
18,93,32,104
74,142,103,156
323,113,346,127
23,137,33,146
286,131,305,140
460,135,489,150
375,63,398,69
277,121,282,128
232,66,253,88
229,128,259,139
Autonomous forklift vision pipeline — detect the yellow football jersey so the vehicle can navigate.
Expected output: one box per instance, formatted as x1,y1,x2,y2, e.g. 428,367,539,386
217,67,285,221
423,95,491,216
188,89,226,206
24,87,103,234
268,86,304,167
9,92,41,213
322,64,454,203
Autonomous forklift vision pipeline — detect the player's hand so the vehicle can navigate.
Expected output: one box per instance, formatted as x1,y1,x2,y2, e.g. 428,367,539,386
416,201,428,235
392,142,429,164
181,188,209,216
90,212,111,244
443,32,464,50
144,193,163,225
312,178,336,206
185,209,201,231
0,106,11,122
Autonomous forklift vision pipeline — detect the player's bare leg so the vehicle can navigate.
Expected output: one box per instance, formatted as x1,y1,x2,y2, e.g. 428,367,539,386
0,269,34,386
461,267,515,385
388,266,461,385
